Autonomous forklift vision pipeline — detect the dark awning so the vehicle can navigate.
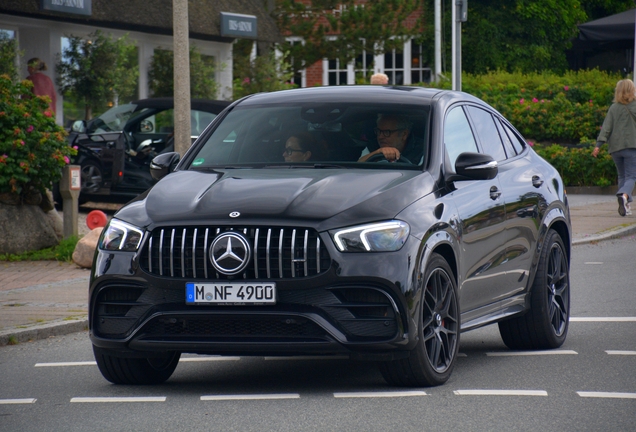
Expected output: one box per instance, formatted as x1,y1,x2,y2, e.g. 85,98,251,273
578,9,635,42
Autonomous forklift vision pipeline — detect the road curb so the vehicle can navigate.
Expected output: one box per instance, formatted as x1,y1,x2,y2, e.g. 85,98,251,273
0,317,88,347
572,223,636,246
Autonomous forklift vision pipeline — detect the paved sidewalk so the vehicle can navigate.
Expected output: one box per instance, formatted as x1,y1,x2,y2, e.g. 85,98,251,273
1,194,635,346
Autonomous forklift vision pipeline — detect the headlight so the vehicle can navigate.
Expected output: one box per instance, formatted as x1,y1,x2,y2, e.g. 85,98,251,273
99,219,144,252
331,221,410,252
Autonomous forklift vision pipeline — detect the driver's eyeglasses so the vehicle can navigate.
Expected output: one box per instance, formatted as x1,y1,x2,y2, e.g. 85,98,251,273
284,147,305,156
374,128,404,137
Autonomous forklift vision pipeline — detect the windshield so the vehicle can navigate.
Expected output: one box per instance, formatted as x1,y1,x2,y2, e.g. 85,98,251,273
189,103,430,169
86,103,149,133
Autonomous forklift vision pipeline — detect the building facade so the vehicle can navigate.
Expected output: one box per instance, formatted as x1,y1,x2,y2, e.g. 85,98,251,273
0,0,280,124
282,2,428,87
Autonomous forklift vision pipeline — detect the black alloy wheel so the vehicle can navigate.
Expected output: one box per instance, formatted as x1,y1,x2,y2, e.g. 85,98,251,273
498,229,570,350
80,160,103,194
379,253,459,386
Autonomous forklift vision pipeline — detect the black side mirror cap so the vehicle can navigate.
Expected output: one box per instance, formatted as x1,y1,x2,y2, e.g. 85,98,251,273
447,152,498,182
150,152,181,181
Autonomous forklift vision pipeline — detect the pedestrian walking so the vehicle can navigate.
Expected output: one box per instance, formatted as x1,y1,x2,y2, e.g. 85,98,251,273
592,79,636,216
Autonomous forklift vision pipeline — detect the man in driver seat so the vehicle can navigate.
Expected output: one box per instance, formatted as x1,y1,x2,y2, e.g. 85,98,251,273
358,114,420,163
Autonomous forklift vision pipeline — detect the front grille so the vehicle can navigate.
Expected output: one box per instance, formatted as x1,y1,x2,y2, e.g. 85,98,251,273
139,226,331,280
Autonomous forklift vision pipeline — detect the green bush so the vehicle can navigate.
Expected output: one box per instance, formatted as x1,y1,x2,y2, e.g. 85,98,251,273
533,142,616,187
422,69,620,143
0,75,76,199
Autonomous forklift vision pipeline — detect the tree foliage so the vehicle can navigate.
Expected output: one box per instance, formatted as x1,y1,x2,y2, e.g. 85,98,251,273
461,0,586,74
274,0,424,67
55,31,138,120
148,45,219,99
232,40,296,99
578,0,635,20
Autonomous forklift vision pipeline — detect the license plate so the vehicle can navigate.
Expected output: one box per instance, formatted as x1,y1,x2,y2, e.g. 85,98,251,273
186,282,276,305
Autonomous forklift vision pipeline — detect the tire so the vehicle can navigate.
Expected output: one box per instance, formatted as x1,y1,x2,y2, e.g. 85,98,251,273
379,253,460,387
93,346,180,385
80,160,103,195
498,229,570,350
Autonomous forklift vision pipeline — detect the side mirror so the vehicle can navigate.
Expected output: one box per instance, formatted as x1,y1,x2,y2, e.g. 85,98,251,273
150,152,180,181
140,119,154,133
447,152,498,182
71,120,86,133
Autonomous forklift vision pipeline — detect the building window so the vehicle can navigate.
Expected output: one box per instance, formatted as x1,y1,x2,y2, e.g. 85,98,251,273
354,42,374,84
384,48,404,85
410,41,431,84
286,38,305,88
327,58,348,86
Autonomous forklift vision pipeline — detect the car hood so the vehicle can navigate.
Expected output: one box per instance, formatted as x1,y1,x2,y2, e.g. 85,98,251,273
117,168,435,231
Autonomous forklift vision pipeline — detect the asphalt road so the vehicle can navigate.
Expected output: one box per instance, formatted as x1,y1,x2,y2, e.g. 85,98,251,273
1,237,635,432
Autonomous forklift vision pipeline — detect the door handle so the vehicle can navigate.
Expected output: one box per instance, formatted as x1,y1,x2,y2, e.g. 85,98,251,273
490,185,501,200
532,175,543,188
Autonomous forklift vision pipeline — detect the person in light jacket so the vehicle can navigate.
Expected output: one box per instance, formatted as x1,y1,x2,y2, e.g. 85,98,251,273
593,79,636,216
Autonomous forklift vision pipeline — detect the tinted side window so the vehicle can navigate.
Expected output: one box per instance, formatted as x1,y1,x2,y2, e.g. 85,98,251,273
494,117,517,157
466,106,507,161
502,122,525,154
444,106,478,169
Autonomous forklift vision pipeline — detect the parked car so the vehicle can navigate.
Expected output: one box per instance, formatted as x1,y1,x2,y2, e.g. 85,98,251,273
89,86,571,386
60,97,230,203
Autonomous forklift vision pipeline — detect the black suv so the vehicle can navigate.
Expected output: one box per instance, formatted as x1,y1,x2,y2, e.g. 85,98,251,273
62,98,229,202
89,86,571,387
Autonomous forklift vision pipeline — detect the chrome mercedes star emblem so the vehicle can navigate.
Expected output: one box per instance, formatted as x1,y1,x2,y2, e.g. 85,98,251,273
209,232,251,275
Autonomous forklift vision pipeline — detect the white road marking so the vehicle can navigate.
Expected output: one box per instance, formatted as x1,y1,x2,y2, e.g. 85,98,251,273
570,317,636,322
0,398,36,404
70,397,166,403
454,390,547,396
201,394,300,401
35,361,96,367
179,356,241,362
584,262,604,265
264,356,349,361
486,350,577,356
577,391,636,399
333,391,427,398
606,350,636,355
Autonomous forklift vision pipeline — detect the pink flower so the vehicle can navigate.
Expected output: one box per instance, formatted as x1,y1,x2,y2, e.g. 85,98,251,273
44,110,52,118
73,146,78,150
564,86,569,91
27,125,34,133
519,98,525,104
532,98,538,103
64,156,70,164
20,140,24,146
242,77,251,84
527,141,534,147
540,99,545,103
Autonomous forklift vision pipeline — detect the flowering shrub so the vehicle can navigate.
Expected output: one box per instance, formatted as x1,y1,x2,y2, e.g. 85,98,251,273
0,75,76,200
421,69,619,143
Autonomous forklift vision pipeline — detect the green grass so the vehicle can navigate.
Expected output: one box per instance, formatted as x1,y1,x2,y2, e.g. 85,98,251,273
0,236,80,262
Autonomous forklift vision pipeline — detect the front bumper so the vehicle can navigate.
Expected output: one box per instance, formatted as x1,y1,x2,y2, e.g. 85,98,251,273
89,236,424,359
